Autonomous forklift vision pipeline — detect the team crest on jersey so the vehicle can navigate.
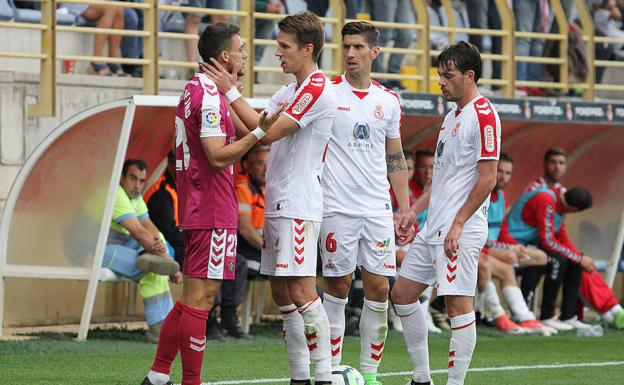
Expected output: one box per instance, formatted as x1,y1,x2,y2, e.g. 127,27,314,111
374,104,384,119
291,92,313,115
353,123,371,140
452,122,460,137
204,111,219,128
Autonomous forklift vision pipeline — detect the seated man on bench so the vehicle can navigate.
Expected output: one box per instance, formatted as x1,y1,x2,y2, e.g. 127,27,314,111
102,159,182,342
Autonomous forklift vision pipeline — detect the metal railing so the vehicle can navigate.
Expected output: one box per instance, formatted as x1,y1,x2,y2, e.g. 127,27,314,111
0,0,622,118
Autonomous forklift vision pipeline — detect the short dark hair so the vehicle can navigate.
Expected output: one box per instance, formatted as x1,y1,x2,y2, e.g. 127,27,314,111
544,147,567,163
341,21,379,47
278,11,325,61
122,159,147,175
415,149,434,160
242,145,270,163
500,152,513,164
564,187,593,211
437,41,482,83
198,22,240,63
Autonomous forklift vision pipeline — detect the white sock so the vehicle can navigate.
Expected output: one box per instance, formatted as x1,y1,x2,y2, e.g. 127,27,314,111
280,304,311,381
394,301,431,383
502,285,536,322
482,281,505,318
299,297,332,382
147,370,169,385
448,311,477,385
360,298,388,375
603,304,623,323
322,293,348,368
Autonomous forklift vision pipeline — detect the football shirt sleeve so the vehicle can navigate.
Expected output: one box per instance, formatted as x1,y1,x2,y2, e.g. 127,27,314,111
472,98,500,161
112,187,137,223
386,98,401,139
198,80,225,138
283,73,328,129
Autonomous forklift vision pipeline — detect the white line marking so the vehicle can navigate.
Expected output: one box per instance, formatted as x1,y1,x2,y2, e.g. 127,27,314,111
192,361,624,385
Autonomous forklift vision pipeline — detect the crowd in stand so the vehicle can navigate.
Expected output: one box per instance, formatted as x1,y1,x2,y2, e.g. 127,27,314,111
6,0,624,89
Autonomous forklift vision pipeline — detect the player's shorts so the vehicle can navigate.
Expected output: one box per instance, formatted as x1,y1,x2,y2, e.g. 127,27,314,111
320,214,396,277
260,217,320,277
183,228,237,280
399,233,481,296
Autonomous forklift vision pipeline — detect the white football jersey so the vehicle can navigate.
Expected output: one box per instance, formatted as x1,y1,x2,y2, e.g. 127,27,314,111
264,70,337,222
322,75,401,217
421,95,501,246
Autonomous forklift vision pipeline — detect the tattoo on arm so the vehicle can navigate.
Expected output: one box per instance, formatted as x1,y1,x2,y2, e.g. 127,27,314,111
386,151,407,174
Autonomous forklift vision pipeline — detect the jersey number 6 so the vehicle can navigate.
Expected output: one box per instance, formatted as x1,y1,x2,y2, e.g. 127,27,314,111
325,232,337,253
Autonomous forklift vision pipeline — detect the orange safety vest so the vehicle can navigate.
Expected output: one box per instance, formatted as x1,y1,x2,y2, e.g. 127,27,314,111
235,173,265,230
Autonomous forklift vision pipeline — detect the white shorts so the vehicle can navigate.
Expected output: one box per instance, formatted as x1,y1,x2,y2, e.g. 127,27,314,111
260,217,321,277
320,214,396,277
399,233,481,296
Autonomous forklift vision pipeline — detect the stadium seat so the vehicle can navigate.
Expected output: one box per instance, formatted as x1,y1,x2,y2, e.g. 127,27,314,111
0,0,14,21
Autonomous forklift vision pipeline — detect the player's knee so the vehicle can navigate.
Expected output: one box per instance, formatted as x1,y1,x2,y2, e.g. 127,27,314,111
366,280,389,302
324,276,351,299
390,282,415,305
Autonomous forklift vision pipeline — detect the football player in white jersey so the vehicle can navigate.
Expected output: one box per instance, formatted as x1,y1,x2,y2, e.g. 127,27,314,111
200,12,336,385
319,21,411,385
391,42,501,385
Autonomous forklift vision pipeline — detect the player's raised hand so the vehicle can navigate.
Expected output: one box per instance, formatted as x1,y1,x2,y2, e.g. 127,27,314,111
198,58,239,93
258,104,287,132
444,221,463,259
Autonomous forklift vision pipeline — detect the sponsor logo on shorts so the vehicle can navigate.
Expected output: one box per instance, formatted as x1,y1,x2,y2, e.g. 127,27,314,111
337,106,351,111
376,238,391,248
276,263,289,269
383,263,396,270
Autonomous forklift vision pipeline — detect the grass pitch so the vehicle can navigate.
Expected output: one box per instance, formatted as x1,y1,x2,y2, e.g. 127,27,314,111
1,323,623,385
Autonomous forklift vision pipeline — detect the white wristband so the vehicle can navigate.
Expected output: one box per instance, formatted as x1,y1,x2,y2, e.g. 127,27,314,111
251,127,265,140
225,86,241,104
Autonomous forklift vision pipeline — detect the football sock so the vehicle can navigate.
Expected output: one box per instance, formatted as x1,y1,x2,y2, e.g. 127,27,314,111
150,301,183,379
482,281,505,318
502,285,536,322
603,304,623,323
448,311,477,385
280,304,311,382
394,301,431,383
299,296,332,383
322,293,348,368
360,299,388,376
179,303,209,385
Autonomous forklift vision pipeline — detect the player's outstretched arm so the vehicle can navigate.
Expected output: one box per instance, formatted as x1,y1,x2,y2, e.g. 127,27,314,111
445,159,497,257
258,112,299,145
200,59,261,131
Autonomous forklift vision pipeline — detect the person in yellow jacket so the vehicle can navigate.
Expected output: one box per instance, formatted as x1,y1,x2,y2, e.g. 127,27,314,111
102,159,182,342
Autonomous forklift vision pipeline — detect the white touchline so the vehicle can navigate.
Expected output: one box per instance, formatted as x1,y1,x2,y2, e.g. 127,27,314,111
193,361,624,385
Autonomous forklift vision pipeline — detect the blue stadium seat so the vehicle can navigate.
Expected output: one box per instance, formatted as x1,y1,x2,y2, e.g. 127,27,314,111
0,0,14,21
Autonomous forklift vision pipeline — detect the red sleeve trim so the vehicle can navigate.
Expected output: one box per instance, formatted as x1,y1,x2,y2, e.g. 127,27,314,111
474,97,498,158
285,72,325,123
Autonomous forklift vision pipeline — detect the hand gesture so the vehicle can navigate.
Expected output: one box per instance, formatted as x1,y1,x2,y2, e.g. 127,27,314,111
258,104,286,132
394,208,415,240
170,271,183,284
198,58,239,94
580,255,596,273
444,221,463,259
150,238,167,254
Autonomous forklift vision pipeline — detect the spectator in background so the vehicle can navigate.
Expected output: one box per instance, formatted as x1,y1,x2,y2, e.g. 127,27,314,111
121,0,144,78
513,0,553,95
103,159,182,343
368,0,416,89
428,0,470,51
409,149,433,231
594,0,624,60
62,2,127,76
183,0,237,66
305,0,359,19
465,0,501,84
144,153,184,269
255,0,284,64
